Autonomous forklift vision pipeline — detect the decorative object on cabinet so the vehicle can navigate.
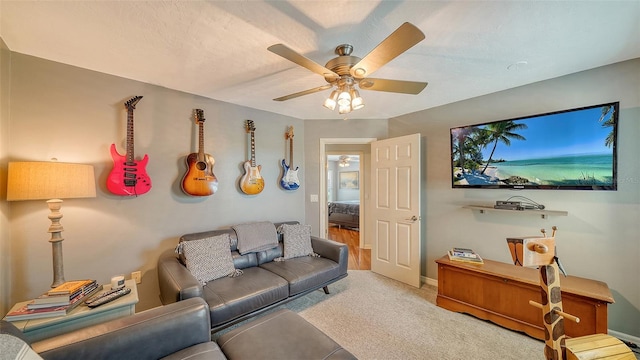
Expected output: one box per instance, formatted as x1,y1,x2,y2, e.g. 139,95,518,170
6,161,96,287
181,109,218,196
106,96,152,196
239,120,264,195
280,126,300,191
521,232,633,360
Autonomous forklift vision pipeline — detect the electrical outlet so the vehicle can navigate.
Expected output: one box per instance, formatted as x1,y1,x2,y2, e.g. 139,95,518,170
131,271,141,284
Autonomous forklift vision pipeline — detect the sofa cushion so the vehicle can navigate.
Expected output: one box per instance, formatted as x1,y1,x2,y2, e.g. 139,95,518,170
259,256,341,295
160,342,227,360
217,309,356,360
279,223,315,259
180,233,237,285
203,267,289,327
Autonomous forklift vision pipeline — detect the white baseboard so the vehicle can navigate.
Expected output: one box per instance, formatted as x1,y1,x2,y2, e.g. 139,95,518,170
608,329,640,346
423,276,437,287
420,276,638,347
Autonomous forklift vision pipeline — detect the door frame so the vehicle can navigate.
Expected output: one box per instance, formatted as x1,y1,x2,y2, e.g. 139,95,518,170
319,138,376,245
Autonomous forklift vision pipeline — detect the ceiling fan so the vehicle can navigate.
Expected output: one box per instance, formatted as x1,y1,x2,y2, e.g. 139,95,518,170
268,22,428,114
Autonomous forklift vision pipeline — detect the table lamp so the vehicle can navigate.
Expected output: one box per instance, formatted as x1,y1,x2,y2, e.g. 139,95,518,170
6,161,96,287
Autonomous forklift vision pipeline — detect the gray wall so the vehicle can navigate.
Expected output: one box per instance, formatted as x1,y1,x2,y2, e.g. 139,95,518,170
3,53,305,312
389,59,640,337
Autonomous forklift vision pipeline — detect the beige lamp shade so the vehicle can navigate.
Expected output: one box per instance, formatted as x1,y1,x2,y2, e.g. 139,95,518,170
7,161,96,201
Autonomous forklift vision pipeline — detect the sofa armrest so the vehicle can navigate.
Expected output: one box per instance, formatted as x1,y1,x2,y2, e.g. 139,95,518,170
158,253,203,305
311,236,348,274
32,298,219,360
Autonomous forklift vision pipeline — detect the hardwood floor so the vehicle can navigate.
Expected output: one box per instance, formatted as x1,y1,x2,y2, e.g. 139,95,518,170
327,226,371,270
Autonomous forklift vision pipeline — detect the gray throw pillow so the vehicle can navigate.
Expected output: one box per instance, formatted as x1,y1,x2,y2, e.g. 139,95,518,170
281,224,314,259
180,233,236,284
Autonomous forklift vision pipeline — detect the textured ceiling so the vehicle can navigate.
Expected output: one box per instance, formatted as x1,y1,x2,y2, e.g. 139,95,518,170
1,1,639,120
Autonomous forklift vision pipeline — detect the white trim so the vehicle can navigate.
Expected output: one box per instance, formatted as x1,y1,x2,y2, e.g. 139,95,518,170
608,329,640,347
423,276,438,287
319,138,376,240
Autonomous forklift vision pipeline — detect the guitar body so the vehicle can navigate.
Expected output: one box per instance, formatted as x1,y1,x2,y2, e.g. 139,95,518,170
181,153,218,196
240,161,264,195
280,159,300,190
106,143,152,196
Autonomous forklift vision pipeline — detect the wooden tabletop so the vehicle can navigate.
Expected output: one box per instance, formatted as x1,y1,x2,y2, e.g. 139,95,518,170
436,256,614,304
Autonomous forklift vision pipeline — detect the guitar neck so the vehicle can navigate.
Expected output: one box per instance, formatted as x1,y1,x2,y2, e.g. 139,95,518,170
289,135,294,168
126,109,135,163
198,121,205,159
249,130,256,167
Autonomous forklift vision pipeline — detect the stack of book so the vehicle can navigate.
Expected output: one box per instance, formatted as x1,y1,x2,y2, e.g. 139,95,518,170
447,247,484,264
5,279,101,321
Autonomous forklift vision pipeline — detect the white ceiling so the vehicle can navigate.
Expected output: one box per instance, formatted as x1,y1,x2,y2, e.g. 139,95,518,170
1,1,638,120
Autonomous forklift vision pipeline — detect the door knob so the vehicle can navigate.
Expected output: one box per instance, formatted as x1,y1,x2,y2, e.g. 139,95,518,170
406,215,418,222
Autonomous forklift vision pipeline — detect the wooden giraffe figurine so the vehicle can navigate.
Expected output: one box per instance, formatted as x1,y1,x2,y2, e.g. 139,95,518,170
522,227,634,360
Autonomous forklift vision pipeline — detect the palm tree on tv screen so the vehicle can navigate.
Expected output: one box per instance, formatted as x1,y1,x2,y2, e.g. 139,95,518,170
598,105,615,147
480,120,527,175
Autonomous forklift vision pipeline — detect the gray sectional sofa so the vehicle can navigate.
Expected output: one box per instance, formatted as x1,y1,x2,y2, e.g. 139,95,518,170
157,221,349,332
1,297,356,360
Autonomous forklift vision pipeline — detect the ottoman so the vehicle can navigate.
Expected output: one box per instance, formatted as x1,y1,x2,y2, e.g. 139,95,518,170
217,309,356,360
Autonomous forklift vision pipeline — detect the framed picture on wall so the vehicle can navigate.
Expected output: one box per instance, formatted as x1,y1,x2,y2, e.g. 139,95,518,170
339,171,359,189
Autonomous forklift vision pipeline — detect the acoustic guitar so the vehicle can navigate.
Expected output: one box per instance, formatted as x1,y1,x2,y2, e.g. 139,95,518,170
280,126,300,190
239,120,264,195
181,109,218,196
106,96,152,196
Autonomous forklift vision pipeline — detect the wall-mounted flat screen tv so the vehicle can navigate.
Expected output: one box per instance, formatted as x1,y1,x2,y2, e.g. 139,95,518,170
450,102,618,190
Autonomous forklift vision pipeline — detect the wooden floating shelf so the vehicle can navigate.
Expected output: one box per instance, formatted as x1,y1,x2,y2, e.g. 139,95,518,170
463,205,568,219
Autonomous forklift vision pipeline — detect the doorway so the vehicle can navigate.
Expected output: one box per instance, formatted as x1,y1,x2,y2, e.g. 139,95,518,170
319,138,375,270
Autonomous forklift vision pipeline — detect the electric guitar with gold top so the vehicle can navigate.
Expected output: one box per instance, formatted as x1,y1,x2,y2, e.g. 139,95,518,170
181,109,218,196
239,120,264,195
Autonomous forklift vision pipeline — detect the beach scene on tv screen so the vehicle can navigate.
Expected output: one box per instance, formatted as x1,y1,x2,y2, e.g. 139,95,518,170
451,104,616,188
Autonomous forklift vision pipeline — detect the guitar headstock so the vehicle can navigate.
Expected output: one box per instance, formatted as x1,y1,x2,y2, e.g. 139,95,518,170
195,109,205,123
286,126,294,139
245,120,255,133
124,96,143,110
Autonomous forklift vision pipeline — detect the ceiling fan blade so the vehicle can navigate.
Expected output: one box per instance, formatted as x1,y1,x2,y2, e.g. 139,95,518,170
350,22,425,79
274,84,333,101
268,44,339,81
358,78,428,94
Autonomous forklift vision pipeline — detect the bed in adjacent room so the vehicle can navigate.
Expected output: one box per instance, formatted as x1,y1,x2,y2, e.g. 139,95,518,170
328,200,359,230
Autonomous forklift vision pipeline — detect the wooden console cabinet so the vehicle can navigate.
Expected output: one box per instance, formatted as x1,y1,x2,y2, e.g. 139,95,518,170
436,256,613,340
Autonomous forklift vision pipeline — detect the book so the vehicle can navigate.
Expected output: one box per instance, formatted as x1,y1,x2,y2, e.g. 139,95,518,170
47,279,95,296
29,282,101,310
448,249,484,264
5,302,69,321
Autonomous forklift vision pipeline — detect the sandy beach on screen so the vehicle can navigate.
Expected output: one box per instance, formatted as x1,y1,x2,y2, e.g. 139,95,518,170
454,166,502,185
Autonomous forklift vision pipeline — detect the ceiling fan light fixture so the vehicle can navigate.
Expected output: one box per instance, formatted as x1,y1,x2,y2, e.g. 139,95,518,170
350,88,364,110
338,103,351,114
337,87,351,107
323,90,338,110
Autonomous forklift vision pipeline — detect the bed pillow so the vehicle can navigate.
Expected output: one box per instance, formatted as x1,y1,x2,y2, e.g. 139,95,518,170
280,224,314,259
179,233,236,284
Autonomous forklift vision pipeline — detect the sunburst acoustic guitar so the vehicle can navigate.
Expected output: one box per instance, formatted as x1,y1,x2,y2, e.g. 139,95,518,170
181,109,218,196
239,120,264,195
106,96,152,196
280,126,300,190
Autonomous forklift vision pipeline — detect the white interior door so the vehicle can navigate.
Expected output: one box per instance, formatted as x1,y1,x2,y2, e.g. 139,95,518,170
367,133,421,287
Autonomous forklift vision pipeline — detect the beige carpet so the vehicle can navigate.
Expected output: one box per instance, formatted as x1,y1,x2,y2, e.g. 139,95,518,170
220,270,545,359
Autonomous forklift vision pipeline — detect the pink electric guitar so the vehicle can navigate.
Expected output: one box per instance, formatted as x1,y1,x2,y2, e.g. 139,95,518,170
106,96,152,196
